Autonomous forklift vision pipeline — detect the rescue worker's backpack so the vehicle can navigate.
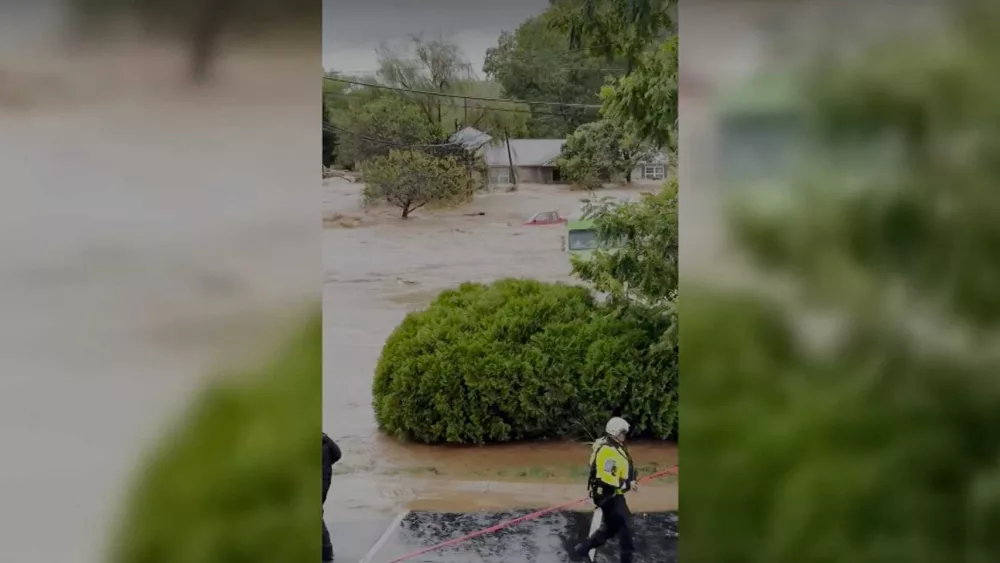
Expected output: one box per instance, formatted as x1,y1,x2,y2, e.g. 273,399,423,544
586,436,635,506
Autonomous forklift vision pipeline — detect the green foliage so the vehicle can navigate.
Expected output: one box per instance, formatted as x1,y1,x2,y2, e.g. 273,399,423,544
362,150,475,218
548,0,675,71
108,313,321,563
574,179,678,356
576,179,678,306
483,12,614,137
372,279,677,444
600,36,678,152
376,36,475,128
334,97,442,168
372,37,530,137
322,96,336,167
683,4,1000,562
446,80,532,138
558,119,656,187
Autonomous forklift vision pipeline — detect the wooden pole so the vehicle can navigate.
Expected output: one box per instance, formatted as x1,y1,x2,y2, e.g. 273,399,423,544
504,127,516,187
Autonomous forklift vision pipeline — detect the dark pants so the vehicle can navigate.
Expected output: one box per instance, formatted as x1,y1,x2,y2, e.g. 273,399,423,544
576,495,634,563
322,468,333,561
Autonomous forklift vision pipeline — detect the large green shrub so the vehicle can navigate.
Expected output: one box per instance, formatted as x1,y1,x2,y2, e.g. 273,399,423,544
108,313,321,563
372,278,677,444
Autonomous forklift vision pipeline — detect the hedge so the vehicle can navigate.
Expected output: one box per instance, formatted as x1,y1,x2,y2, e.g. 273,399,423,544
372,278,677,444
108,313,321,563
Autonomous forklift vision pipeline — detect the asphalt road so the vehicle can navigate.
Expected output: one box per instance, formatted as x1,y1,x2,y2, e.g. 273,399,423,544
330,510,678,563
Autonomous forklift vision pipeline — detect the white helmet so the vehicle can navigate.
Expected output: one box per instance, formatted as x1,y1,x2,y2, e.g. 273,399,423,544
605,417,630,438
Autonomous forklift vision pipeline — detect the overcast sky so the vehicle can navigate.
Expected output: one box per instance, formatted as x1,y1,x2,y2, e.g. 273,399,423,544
323,0,549,76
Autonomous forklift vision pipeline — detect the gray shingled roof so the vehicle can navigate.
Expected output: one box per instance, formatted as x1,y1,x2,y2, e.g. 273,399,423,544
449,126,493,150
483,139,565,167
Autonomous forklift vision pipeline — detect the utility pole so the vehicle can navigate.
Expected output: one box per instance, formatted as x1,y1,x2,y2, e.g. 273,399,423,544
464,97,469,125
504,127,517,188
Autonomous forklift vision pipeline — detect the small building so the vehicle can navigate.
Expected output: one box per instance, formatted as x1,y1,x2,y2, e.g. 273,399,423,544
631,151,670,182
483,138,566,186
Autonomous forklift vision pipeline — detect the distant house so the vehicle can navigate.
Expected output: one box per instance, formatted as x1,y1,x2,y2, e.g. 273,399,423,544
448,126,668,186
631,152,669,182
483,139,567,186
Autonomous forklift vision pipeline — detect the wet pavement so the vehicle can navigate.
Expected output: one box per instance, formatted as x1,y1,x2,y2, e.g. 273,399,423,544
330,510,678,563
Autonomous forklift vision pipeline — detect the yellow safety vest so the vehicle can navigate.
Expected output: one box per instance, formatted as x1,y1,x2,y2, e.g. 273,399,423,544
589,438,632,495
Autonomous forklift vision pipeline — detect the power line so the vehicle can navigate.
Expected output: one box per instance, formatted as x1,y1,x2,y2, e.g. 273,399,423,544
324,124,464,149
327,66,626,76
324,76,602,109
323,91,598,119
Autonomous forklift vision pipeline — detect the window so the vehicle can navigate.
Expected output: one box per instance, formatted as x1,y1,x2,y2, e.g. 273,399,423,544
718,112,804,181
567,229,598,251
494,168,511,184
644,165,665,180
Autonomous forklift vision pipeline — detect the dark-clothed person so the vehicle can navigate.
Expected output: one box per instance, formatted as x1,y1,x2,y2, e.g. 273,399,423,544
322,433,341,562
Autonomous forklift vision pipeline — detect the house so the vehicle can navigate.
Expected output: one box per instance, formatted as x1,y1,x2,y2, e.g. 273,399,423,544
450,127,565,185
631,152,669,182
448,126,669,186
483,138,566,185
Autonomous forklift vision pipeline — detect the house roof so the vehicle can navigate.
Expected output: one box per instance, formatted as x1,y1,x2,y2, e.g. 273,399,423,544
484,139,565,167
640,151,670,165
449,126,493,150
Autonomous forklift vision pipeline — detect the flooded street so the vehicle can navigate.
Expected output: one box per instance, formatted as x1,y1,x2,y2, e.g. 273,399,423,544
323,177,678,556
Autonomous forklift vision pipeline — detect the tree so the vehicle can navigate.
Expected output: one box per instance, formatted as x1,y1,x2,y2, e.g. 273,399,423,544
444,80,531,138
548,0,675,73
69,0,316,83
334,97,442,168
600,35,678,154
108,314,321,563
575,180,678,352
483,13,613,137
372,279,676,444
682,4,1000,562
557,119,655,187
322,96,337,167
361,150,474,218
376,36,474,128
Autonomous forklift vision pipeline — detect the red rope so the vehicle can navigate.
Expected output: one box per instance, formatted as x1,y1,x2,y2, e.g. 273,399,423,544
384,465,678,563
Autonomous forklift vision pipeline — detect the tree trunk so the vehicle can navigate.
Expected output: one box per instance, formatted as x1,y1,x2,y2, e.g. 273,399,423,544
188,0,232,84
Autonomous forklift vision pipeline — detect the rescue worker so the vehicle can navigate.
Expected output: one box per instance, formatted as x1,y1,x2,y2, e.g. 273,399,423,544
322,433,341,562
567,417,637,563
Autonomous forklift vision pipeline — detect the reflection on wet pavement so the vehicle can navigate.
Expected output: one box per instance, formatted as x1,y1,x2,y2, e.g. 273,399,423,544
356,510,677,563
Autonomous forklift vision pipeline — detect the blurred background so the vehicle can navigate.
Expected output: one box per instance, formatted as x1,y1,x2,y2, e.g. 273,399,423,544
0,0,319,561
680,0,1000,562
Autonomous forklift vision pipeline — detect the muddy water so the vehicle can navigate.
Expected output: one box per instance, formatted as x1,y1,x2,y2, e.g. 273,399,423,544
1,46,317,562
323,179,677,517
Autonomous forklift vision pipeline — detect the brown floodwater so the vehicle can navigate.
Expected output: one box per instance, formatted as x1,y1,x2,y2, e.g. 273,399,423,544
322,178,677,516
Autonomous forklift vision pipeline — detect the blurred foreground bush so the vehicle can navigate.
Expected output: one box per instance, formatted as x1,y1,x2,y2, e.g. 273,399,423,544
108,313,320,563
373,279,677,444
683,3,1000,562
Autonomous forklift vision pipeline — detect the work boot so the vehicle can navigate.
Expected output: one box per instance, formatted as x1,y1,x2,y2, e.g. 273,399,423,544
563,537,589,562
